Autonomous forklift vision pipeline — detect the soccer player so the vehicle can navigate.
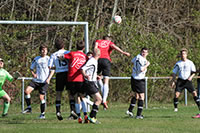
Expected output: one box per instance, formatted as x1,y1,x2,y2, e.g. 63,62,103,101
126,47,150,119
22,45,51,119
60,41,87,123
171,48,200,118
0,58,19,117
81,48,102,124
95,36,130,110
48,39,77,120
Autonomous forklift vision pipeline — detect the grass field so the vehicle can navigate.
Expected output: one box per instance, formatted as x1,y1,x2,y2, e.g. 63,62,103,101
0,102,200,133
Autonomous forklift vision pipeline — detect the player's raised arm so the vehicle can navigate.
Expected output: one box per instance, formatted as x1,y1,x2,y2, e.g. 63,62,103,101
111,44,130,57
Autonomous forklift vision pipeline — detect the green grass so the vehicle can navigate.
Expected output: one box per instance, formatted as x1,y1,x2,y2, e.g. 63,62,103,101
0,102,200,133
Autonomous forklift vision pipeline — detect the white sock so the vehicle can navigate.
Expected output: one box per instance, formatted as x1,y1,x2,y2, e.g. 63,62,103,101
85,97,94,106
75,103,80,114
81,100,87,113
103,84,109,103
97,79,104,94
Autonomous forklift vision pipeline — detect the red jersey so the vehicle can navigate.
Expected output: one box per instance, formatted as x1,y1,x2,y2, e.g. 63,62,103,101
96,40,115,61
64,51,86,82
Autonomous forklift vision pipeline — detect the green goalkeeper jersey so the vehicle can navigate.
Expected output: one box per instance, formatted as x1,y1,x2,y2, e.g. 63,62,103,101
0,68,13,91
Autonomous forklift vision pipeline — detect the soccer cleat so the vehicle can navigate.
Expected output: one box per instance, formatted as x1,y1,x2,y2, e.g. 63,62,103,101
67,115,75,120
88,116,101,124
192,113,200,118
84,115,89,123
56,112,63,121
2,113,8,117
103,102,108,110
136,115,144,119
39,114,45,119
78,117,83,124
22,108,32,114
126,110,134,117
174,108,178,112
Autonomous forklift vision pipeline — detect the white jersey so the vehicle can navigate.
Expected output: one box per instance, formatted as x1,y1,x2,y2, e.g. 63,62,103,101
131,54,148,80
30,56,50,83
173,59,196,80
81,57,98,81
48,49,70,73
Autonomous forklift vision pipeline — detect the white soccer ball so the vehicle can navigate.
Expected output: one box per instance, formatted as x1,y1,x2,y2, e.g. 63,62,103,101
113,15,122,24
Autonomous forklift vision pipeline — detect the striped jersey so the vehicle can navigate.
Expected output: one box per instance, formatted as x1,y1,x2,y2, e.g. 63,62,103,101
81,57,98,81
131,54,148,80
30,56,50,83
173,59,196,80
48,49,70,73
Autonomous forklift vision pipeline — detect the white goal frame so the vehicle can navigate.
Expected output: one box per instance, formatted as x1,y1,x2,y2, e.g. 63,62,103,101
0,20,89,111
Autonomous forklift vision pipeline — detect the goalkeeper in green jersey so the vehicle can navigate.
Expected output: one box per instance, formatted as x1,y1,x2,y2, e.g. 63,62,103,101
0,58,20,117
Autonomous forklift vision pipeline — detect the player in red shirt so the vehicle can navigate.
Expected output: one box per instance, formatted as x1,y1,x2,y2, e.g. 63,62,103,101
95,36,130,110
63,41,88,123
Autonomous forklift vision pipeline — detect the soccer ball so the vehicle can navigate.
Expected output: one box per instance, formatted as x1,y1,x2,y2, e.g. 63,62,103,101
113,15,122,24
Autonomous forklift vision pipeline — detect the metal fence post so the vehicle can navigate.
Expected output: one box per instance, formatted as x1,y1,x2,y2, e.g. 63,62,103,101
21,77,25,112
184,89,187,106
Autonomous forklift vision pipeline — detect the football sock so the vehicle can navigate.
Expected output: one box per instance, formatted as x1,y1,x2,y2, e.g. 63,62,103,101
3,102,10,115
137,100,143,116
103,84,109,103
174,97,178,108
56,100,61,113
40,100,45,114
25,95,31,107
90,104,99,118
193,96,200,110
70,100,76,112
128,97,137,112
75,103,81,117
81,100,87,113
97,79,103,94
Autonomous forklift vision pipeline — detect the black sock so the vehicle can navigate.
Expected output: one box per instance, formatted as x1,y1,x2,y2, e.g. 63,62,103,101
174,97,178,108
70,100,75,112
90,104,99,118
128,97,137,112
56,100,61,113
193,96,200,110
25,98,31,107
137,100,143,116
40,103,45,114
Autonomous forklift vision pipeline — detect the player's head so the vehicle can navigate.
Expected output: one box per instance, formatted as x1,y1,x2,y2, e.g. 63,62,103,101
39,45,48,57
103,35,112,41
180,48,188,61
140,47,148,58
77,41,85,50
55,39,64,50
86,51,93,59
0,58,4,68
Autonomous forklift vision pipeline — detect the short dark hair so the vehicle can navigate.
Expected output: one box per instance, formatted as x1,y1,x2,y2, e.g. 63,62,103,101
141,47,148,52
76,41,85,50
103,35,112,40
39,45,48,51
180,48,188,54
55,39,64,50
86,51,93,56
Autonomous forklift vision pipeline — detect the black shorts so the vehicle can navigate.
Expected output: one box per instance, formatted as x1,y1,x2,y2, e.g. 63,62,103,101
131,76,145,93
98,58,111,76
175,78,195,93
82,81,99,96
56,72,69,91
29,81,49,95
68,82,84,95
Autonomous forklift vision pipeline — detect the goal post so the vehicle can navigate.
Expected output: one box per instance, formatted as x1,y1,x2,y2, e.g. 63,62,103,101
0,20,89,111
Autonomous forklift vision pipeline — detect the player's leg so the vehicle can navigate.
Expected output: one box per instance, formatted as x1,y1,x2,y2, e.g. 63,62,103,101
75,95,82,123
136,93,144,119
192,91,200,110
22,84,34,114
102,77,109,109
56,91,63,120
174,91,180,112
39,94,46,119
173,79,183,112
1,91,11,117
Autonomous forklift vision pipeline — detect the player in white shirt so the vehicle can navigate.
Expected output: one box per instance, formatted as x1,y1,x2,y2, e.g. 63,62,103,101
171,48,200,118
81,48,102,124
22,45,52,119
48,39,78,120
126,47,150,119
